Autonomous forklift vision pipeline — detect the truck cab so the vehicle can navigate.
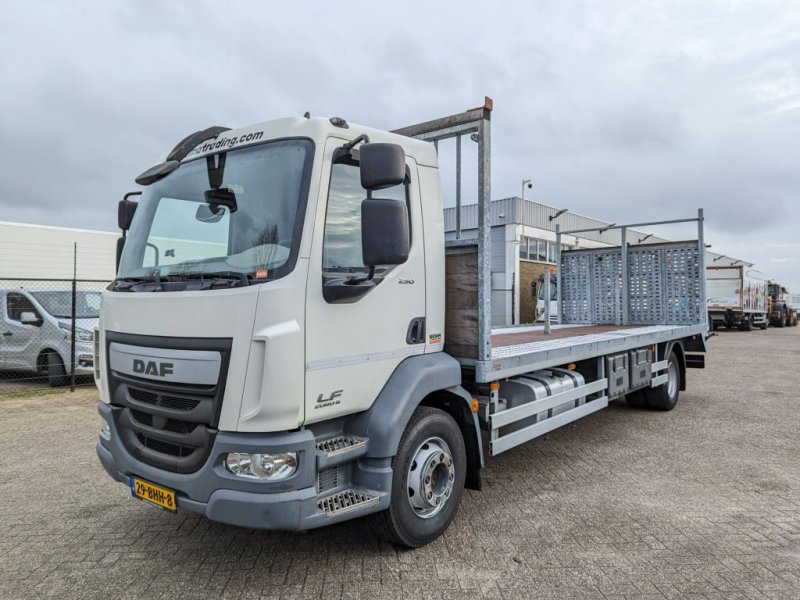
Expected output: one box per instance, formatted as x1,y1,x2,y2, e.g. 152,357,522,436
96,117,465,543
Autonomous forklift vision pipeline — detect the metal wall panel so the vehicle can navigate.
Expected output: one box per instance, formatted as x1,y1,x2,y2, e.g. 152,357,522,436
560,242,703,326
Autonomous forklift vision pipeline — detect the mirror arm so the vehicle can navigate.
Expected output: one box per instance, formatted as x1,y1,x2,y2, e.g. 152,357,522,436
339,133,370,155
347,265,375,285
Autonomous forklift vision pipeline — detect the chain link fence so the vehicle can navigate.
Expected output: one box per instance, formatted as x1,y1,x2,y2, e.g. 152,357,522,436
0,279,110,395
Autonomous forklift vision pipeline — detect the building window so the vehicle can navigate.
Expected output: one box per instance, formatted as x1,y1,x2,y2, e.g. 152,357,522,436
519,236,561,264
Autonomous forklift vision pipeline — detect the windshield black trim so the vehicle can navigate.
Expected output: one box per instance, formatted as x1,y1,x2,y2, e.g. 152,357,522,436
116,137,316,291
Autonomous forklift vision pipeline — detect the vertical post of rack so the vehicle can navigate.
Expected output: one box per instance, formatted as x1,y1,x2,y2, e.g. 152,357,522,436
455,135,462,240
477,115,492,362
697,208,706,327
556,225,562,325
620,227,628,326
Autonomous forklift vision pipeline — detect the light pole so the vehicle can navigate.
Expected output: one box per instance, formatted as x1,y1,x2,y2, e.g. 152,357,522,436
521,179,532,200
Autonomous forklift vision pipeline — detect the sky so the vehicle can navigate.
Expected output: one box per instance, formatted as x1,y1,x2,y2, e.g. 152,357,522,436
1,0,799,288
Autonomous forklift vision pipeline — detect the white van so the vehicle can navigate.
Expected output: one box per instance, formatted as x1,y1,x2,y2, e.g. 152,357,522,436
0,289,100,386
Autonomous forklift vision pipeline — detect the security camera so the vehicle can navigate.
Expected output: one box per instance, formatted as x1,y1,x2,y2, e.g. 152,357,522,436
526,182,532,189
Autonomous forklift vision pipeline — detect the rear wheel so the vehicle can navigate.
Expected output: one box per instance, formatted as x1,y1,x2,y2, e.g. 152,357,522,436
640,351,681,411
46,352,68,387
739,315,753,331
372,407,466,548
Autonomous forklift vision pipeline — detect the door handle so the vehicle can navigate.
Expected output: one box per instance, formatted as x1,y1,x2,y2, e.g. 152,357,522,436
2,332,11,337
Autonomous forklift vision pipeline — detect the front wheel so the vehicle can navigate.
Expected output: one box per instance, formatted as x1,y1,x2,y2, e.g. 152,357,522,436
373,407,466,548
46,352,68,387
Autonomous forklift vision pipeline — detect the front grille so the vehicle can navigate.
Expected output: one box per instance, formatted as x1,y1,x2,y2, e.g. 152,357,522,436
128,387,200,412
318,467,339,493
130,409,198,434
137,434,196,457
106,332,231,474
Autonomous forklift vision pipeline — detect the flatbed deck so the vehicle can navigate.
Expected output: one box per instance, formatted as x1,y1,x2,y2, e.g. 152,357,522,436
461,322,708,382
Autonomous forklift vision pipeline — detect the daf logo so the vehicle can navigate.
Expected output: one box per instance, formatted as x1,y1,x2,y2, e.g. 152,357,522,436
133,359,174,378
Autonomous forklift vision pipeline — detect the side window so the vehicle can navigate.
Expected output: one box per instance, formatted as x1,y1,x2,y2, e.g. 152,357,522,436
7,293,39,322
322,161,408,274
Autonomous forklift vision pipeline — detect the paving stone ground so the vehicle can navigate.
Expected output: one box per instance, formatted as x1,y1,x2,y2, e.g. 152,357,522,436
1,329,799,599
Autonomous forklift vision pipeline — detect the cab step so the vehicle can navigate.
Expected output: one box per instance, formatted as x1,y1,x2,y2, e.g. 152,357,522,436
317,489,380,518
316,435,368,469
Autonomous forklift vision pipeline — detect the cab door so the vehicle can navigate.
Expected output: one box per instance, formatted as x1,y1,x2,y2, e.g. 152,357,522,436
304,139,426,423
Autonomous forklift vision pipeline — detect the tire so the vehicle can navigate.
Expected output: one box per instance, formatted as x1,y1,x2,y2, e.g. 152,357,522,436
777,314,786,328
372,407,467,548
46,352,68,387
641,350,681,411
739,316,753,331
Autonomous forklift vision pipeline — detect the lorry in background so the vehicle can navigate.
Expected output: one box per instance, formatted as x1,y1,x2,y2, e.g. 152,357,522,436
534,271,557,323
95,100,709,547
786,294,800,326
768,282,798,327
706,265,769,331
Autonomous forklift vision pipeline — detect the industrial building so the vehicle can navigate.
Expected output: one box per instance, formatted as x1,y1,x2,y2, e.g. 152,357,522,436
444,197,674,327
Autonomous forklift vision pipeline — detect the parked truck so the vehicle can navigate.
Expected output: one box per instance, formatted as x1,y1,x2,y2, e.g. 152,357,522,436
786,294,800,324
95,100,709,547
706,265,769,331
768,282,798,327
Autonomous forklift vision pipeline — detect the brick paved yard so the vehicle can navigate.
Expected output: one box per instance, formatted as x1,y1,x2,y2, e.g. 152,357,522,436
1,329,799,599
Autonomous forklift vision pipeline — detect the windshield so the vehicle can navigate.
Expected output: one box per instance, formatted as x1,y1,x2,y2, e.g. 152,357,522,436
30,291,101,319
117,139,314,288
538,278,558,301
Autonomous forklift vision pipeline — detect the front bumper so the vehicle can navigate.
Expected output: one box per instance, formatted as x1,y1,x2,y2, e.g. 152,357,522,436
96,402,390,530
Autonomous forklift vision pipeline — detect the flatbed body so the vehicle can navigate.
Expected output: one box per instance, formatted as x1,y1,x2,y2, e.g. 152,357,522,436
461,323,707,381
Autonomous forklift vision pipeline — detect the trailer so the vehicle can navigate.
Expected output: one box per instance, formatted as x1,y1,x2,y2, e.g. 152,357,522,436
706,265,769,330
95,99,710,548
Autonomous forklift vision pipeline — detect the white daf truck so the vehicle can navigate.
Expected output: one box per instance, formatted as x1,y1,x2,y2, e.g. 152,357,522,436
95,100,709,547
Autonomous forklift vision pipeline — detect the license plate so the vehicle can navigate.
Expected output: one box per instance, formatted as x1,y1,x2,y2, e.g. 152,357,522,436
130,477,177,513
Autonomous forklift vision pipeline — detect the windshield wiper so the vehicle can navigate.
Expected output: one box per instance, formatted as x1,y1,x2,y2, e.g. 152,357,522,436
167,271,251,289
111,272,163,292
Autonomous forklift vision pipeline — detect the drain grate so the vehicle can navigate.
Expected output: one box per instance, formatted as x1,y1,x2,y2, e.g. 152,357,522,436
316,435,367,457
317,489,379,517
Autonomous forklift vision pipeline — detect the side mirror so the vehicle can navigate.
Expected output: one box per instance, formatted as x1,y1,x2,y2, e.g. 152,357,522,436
361,198,410,267
20,311,39,325
360,143,406,190
118,199,138,231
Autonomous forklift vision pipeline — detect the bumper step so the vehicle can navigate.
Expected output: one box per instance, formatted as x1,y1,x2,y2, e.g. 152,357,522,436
318,489,380,518
316,435,368,469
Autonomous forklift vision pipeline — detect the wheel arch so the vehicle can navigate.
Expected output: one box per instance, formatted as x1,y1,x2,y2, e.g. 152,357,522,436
346,353,483,490
37,347,65,371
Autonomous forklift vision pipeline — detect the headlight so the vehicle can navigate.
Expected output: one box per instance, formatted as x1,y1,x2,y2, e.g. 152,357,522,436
225,452,298,481
75,328,93,343
58,324,93,343
99,423,111,441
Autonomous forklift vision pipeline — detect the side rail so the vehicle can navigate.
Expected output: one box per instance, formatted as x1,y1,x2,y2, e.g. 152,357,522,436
487,374,609,456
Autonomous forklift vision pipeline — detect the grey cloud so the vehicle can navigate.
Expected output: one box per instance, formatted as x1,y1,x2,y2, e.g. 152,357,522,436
1,0,798,287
